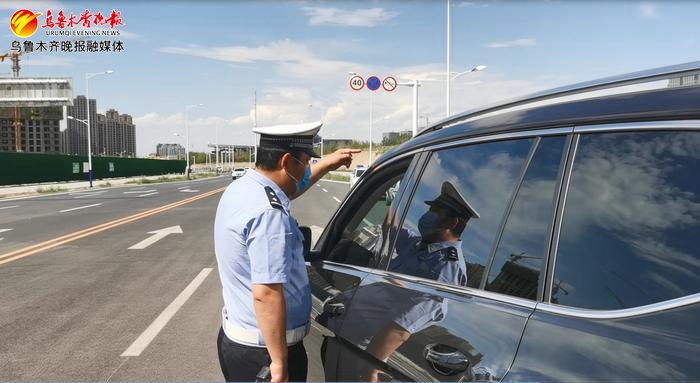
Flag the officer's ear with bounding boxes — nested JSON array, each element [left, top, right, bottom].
[[279, 152, 294, 170]]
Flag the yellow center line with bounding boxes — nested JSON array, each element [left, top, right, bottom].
[[0, 187, 226, 266]]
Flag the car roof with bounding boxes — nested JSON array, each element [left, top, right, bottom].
[[376, 83, 700, 167]]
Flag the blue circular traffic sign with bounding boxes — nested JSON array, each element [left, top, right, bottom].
[[367, 76, 381, 91]]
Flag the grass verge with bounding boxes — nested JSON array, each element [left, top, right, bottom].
[[323, 173, 350, 182], [36, 186, 68, 194]]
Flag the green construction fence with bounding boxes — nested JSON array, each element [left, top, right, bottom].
[[0, 152, 186, 186]]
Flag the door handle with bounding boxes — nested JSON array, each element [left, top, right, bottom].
[[423, 343, 469, 376], [322, 298, 346, 316]]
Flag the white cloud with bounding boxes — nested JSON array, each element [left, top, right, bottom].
[[485, 38, 537, 49], [159, 39, 360, 80], [639, 2, 659, 18], [302, 7, 397, 27]]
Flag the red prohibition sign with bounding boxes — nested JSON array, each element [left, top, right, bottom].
[[349, 75, 365, 91], [382, 76, 397, 92]]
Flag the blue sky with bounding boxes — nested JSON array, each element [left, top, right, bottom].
[[2, 1, 699, 156]]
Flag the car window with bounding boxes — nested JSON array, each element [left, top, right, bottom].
[[389, 139, 534, 288], [553, 131, 700, 310], [326, 172, 406, 268], [355, 169, 365, 177], [485, 136, 567, 299]]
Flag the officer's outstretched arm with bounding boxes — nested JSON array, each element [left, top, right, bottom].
[[290, 148, 361, 200], [253, 283, 289, 382]]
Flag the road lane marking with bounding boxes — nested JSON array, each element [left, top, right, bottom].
[[121, 268, 213, 357], [70, 190, 107, 196], [322, 188, 328, 193], [137, 192, 159, 197], [177, 186, 189, 190], [0, 187, 225, 266], [59, 203, 102, 213], [129, 226, 183, 250], [74, 191, 108, 199], [333, 197, 342, 203], [0, 229, 13, 234], [0, 205, 19, 210], [179, 189, 199, 193], [129, 187, 147, 191], [124, 189, 157, 194]]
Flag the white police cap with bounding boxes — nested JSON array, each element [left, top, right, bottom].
[[253, 121, 322, 158]]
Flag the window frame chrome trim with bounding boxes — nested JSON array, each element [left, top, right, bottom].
[[574, 119, 700, 133], [536, 292, 700, 319], [424, 127, 574, 153]]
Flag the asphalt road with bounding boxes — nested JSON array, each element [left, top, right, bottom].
[[0, 175, 351, 381]]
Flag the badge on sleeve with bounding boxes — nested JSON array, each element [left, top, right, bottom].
[[264, 186, 284, 210]]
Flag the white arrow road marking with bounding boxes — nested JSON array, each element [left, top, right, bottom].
[[333, 197, 342, 203], [59, 203, 102, 213], [137, 192, 159, 197], [121, 268, 212, 357], [0, 228, 13, 242], [179, 189, 199, 193], [128, 225, 183, 250], [124, 189, 157, 194], [0, 228, 13, 234], [0, 205, 19, 210]]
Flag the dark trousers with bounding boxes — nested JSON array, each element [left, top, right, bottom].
[[217, 327, 308, 382]]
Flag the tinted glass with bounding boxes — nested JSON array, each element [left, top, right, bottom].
[[486, 136, 567, 299], [553, 131, 700, 309], [391, 139, 534, 288], [327, 174, 404, 268]]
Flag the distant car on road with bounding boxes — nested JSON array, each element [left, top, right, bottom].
[[349, 166, 366, 188], [231, 168, 246, 180]]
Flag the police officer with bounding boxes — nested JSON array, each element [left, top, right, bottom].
[[352, 181, 479, 366], [214, 121, 359, 382]]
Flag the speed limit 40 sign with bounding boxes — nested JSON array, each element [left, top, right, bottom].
[[349, 75, 365, 91]]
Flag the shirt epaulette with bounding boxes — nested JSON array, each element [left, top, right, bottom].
[[444, 246, 459, 262], [264, 186, 284, 210]]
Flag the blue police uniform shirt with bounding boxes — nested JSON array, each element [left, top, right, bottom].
[[337, 228, 467, 348], [214, 170, 311, 346], [391, 228, 467, 286]]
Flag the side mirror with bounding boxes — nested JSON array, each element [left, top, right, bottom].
[[299, 226, 322, 262], [299, 226, 312, 255]]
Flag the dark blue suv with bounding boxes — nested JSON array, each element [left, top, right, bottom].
[[302, 62, 700, 382]]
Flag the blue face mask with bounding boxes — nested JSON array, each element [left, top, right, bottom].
[[286, 157, 312, 193], [417, 211, 439, 238]]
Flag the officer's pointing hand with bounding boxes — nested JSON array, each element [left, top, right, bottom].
[[321, 148, 363, 171]]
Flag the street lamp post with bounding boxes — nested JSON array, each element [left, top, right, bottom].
[[398, 79, 421, 137], [447, 65, 487, 118], [446, 0, 451, 118], [85, 70, 114, 187], [184, 103, 204, 179]]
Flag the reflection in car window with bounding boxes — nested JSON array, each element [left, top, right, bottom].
[[327, 174, 404, 268], [486, 136, 567, 299], [393, 139, 534, 288], [553, 132, 700, 310]]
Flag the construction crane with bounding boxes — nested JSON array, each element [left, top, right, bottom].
[[0, 49, 34, 151]]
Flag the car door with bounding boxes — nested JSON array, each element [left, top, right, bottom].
[[331, 133, 572, 381], [306, 153, 422, 381], [505, 128, 700, 382]]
